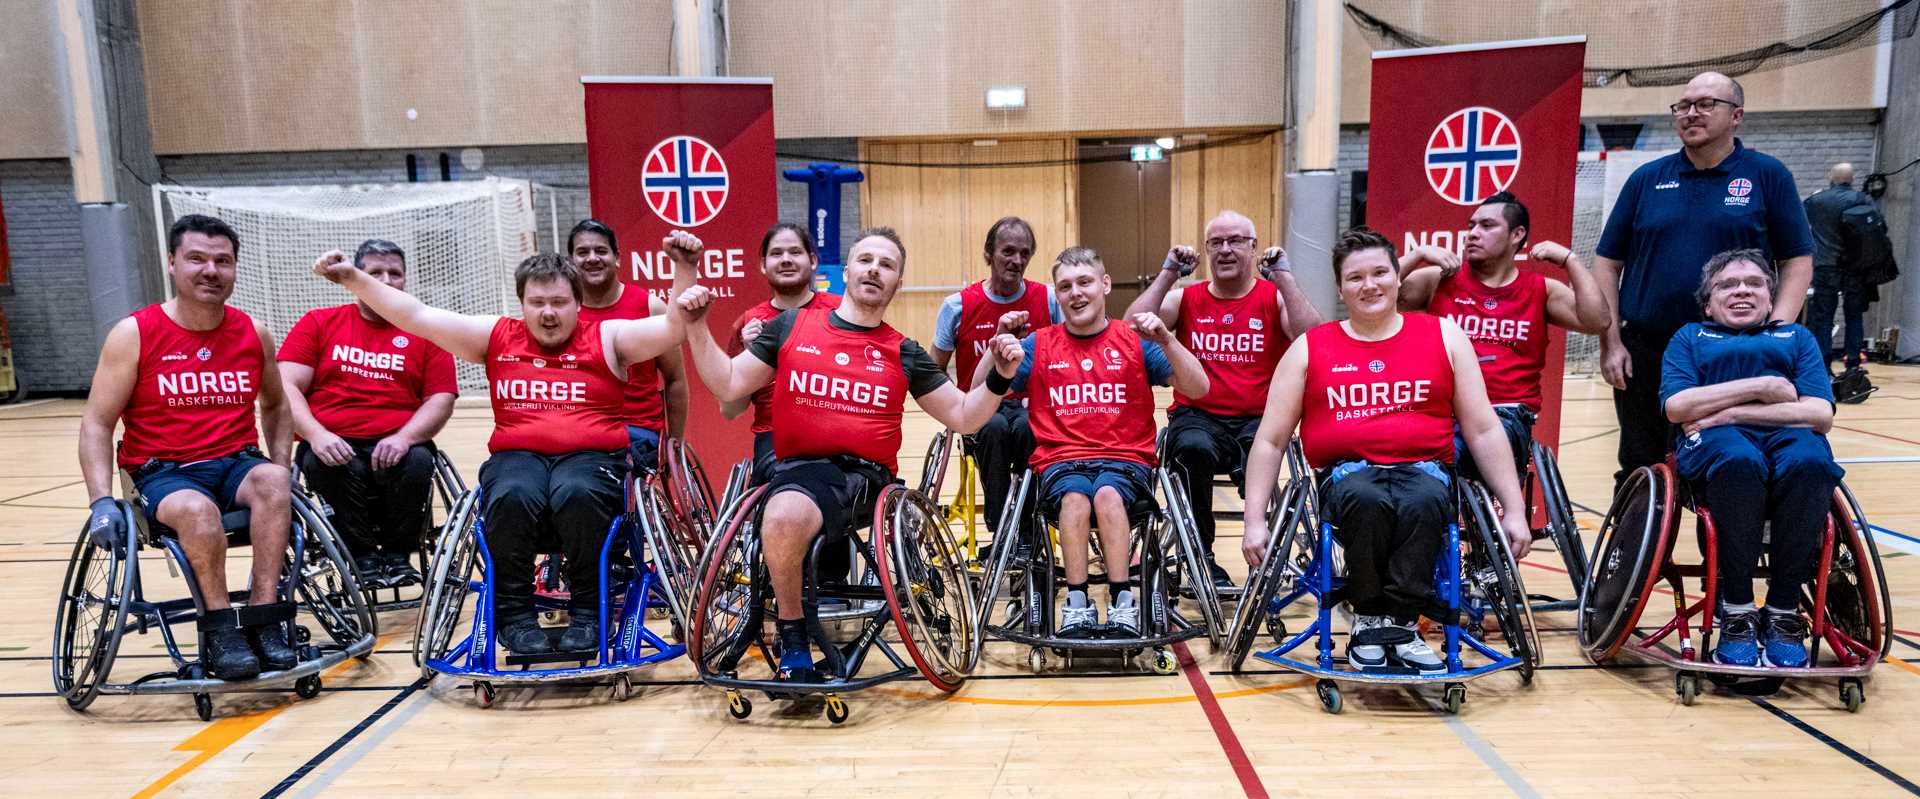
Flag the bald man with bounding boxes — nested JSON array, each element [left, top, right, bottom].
[[1592, 71, 1814, 490], [1804, 162, 1880, 375]]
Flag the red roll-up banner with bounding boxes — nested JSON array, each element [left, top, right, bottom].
[[583, 77, 777, 470], [1367, 37, 1586, 454]]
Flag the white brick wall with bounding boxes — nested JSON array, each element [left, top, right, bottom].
[[1, 159, 94, 393]]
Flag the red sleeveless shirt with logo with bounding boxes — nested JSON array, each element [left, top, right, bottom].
[[1025, 322, 1158, 473], [1299, 313, 1456, 469], [277, 304, 459, 439], [484, 317, 628, 455], [1171, 281, 1288, 416], [1425, 269, 1549, 410], [954, 280, 1052, 393], [770, 308, 910, 473], [117, 304, 264, 469], [576, 286, 666, 432], [728, 292, 841, 434]]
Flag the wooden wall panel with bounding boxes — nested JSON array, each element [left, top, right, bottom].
[[1170, 132, 1284, 278], [0, 1, 68, 160], [858, 138, 1076, 344]]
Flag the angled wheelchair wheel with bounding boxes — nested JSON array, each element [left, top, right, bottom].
[[1461, 481, 1540, 674], [690, 485, 768, 672], [292, 492, 376, 646], [637, 476, 701, 627], [1820, 486, 1890, 658], [1160, 469, 1224, 647], [876, 484, 980, 692], [1531, 442, 1588, 592], [1577, 465, 1676, 662], [1227, 480, 1306, 672], [414, 489, 481, 671], [51, 503, 137, 710], [919, 430, 953, 498], [718, 458, 751, 523], [666, 438, 720, 543]]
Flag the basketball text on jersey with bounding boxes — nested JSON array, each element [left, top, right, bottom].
[[155, 370, 253, 406], [1186, 329, 1266, 362], [329, 344, 406, 380], [1444, 314, 1532, 343], [1046, 381, 1129, 413]]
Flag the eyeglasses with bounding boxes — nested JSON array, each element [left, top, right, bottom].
[[1670, 97, 1741, 116], [1205, 235, 1254, 251], [1712, 276, 1770, 293]]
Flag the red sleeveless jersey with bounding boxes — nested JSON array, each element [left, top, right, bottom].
[[576, 286, 665, 432], [277, 304, 459, 439], [1426, 270, 1549, 410], [770, 308, 909, 474], [1171, 281, 1288, 416], [484, 318, 627, 455], [1025, 322, 1158, 473], [728, 292, 841, 434], [118, 304, 264, 469], [1299, 313, 1456, 469], [954, 280, 1052, 392]]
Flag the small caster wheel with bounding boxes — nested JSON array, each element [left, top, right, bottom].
[[824, 694, 851, 725], [293, 625, 312, 644], [1517, 660, 1535, 687], [1027, 648, 1047, 673], [1840, 679, 1865, 713], [474, 681, 496, 708], [194, 693, 214, 721], [1266, 614, 1287, 644], [1675, 673, 1699, 707], [648, 605, 670, 620], [612, 673, 634, 702], [1059, 650, 1074, 670], [1151, 649, 1179, 675], [726, 690, 752, 720], [1444, 683, 1466, 714], [1316, 680, 1343, 714], [295, 674, 322, 699]]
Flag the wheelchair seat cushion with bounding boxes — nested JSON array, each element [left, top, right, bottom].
[[763, 456, 895, 541]]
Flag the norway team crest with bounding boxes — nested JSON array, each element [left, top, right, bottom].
[[1424, 107, 1522, 206], [642, 135, 729, 227]]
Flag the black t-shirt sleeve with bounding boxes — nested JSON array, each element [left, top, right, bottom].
[[900, 338, 951, 398], [746, 309, 798, 367]]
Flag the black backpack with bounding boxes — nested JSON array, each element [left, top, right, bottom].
[[1841, 202, 1899, 288]]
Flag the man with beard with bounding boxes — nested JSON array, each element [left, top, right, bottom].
[[570, 219, 689, 472], [680, 227, 1023, 683], [80, 214, 300, 680], [1395, 191, 1609, 482], [930, 216, 1063, 539], [722, 221, 842, 480], [1127, 210, 1324, 587]]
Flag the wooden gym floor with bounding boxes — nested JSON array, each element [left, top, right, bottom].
[[4, 371, 1920, 797]]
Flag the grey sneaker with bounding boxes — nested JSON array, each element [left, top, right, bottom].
[[1060, 592, 1098, 637], [1108, 591, 1140, 636], [1347, 614, 1391, 670], [1386, 620, 1446, 675]]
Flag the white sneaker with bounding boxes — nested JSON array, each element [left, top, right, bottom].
[[1387, 621, 1446, 675], [1108, 591, 1140, 636], [1347, 614, 1390, 670], [1060, 592, 1098, 637]]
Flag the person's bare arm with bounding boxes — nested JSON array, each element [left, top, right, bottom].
[[1532, 242, 1610, 335], [1443, 321, 1530, 557], [79, 318, 140, 503], [1592, 254, 1631, 390], [254, 321, 294, 468], [931, 347, 953, 372], [1125, 246, 1195, 324], [679, 287, 775, 402], [1397, 266, 1446, 312], [1772, 255, 1813, 323], [1687, 396, 1834, 435], [1240, 337, 1309, 566], [1258, 247, 1325, 337], [658, 345, 690, 438], [1663, 376, 1797, 424], [1132, 312, 1208, 399], [313, 251, 494, 363], [277, 361, 353, 467], [918, 333, 1024, 433]]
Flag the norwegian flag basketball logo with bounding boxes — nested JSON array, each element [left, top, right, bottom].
[[1727, 178, 1753, 197], [1424, 107, 1522, 206], [643, 136, 729, 227]]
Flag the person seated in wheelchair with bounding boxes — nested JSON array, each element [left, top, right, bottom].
[[1240, 227, 1531, 675], [79, 214, 301, 681], [988, 247, 1208, 637], [279, 239, 457, 588], [1661, 248, 1843, 669], [680, 228, 1023, 683], [720, 222, 841, 482], [1394, 192, 1610, 486], [571, 218, 690, 473], [312, 233, 699, 656]]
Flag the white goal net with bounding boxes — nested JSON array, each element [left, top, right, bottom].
[[155, 178, 538, 391]]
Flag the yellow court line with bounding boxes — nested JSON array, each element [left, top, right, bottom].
[[1886, 656, 1920, 678], [872, 678, 1310, 708], [130, 634, 391, 799]]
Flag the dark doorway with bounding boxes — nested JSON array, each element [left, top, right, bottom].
[[1078, 140, 1172, 318]]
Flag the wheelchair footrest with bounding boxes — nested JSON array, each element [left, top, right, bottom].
[[503, 651, 597, 668]]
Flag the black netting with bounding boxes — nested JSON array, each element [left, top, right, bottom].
[[1346, 0, 1917, 88]]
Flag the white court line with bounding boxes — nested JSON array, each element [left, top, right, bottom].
[[1836, 456, 1920, 464], [0, 399, 55, 411]]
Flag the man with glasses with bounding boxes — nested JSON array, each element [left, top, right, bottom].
[[1127, 210, 1323, 587], [1592, 71, 1813, 491]]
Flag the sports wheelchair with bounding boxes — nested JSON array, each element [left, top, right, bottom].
[[1520, 433, 1586, 612], [973, 457, 1225, 674], [412, 463, 686, 707], [1226, 443, 1538, 714], [52, 471, 377, 720], [298, 448, 471, 613], [688, 456, 981, 725], [638, 437, 749, 629], [1577, 458, 1890, 710]]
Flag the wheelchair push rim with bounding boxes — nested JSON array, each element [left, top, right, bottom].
[[292, 493, 377, 648], [1578, 465, 1675, 662], [415, 489, 482, 671], [51, 503, 137, 710], [1460, 480, 1541, 672], [875, 484, 980, 692], [689, 485, 769, 674]]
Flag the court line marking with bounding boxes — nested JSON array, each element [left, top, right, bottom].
[[266, 679, 430, 799], [874, 678, 1306, 707], [1173, 640, 1270, 799], [1421, 691, 1543, 799], [1747, 696, 1920, 795], [1835, 456, 1920, 464], [1834, 424, 1920, 448]]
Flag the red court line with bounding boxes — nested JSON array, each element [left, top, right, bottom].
[[1834, 424, 1920, 448], [1172, 640, 1268, 799]]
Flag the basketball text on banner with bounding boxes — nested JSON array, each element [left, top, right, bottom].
[[583, 77, 776, 469], [1367, 38, 1586, 458]]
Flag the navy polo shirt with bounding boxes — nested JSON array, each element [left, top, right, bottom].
[[1597, 139, 1814, 334], [1660, 320, 1834, 409]]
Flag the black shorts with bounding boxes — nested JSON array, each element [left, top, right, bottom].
[[762, 456, 894, 541], [1453, 405, 1535, 483], [129, 447, 273, 531]]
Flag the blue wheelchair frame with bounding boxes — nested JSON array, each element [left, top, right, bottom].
[[419, 479, 685, 703]]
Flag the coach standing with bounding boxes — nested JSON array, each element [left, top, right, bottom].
[[1592, 71, 1813, 490]]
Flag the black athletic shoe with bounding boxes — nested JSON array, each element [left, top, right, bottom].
[[354, 554, 391, 589], [383, 553, 423, 587], [499, 615, 554, 655], [250, 622, 300, 672], [200, 609, 262, 681], [556, 613, 600, 653], [1207, 556, 1235, 589]]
